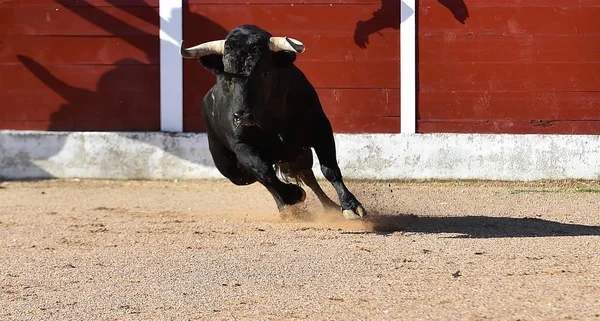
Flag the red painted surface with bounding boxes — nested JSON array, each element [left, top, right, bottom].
[[0, 0, 160, 131], [418, 0, 600, 134], [1, 36, 157, 65], [418, 120, 600, 135], [183, 1, 400, 133], [319, 88, 400, 132], [0, 0, 399, 133], [419, 91, 600, 120], [3, 0, 600, 135]]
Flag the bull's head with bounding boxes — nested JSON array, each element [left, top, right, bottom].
[[180, 25, 305, 129]]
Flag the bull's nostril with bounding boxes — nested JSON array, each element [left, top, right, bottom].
[[233, 112, 253, 122]]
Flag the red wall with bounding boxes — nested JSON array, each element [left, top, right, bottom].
[[0, 0, 161, 131], [418, 0, 600, 134], [183, 0, 400, 133], [0, 0, 400, 133], [3, 1, 599, 135]]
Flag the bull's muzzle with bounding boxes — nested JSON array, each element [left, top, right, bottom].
[[233, 112, 257, 128]]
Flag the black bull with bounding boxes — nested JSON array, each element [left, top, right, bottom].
[[180, 25, 366, 220]]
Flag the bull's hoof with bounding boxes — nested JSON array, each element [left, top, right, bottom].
[[284, 184, 306, 206], [342, 205, 367, 220]]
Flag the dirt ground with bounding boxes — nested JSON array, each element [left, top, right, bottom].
[[0, 178, 599, 321]]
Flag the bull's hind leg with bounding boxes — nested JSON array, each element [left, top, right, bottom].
[[276, 148, 339, 212], [297, 170, 339, 212], [312, 119, 366, 220]]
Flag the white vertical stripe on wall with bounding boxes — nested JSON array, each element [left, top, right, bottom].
[[158, 1, 415, 133], [159, 0, 183, 132], [400, 0, 417, 134]]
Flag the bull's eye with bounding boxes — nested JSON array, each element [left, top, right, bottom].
[[261, 71, 270, 78]]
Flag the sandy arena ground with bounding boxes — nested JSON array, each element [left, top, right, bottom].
[[0, 178, 599, 320]]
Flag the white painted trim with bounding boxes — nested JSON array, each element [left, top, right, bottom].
[[159, 0, 183, 132], [400, 0, 416, 134], [2, 131, 599, 181]]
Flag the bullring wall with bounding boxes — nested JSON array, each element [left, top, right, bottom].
[[1, 0, 161, 131], [418, 0, 600, 134], [1, 1, 600, 181], [1, 0, 400, 133], [2, 1, 598, 134]]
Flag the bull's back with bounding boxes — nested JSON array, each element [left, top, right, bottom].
[[284, 65, 324, 113]]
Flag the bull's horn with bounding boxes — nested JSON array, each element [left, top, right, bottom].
[[269, 36, 305, 53], [180, 40, 225, 59]]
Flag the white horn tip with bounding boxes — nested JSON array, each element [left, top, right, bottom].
[[180, 40, 187, 57], [285, 36, 306, 53]]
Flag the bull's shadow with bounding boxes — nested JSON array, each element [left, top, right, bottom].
[[355, 213, 600, 238]]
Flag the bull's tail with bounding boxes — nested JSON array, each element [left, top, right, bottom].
[[274, 163, 303, 186]]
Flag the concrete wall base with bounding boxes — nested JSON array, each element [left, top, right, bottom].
[[1, 131, 599, 181]]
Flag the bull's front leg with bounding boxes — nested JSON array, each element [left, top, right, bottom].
[[235, 144, 306, 211]]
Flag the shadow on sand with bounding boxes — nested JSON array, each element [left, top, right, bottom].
[[338, 213, 600, 238]]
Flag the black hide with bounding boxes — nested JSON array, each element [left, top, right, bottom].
[[187, 24, 366, 219]]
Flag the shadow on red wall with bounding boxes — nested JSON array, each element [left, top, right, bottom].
[[353, 0, 468, 49], [354, 0, 400, 49], [436, 0, 469, 24], [12, 1, 227, 177], [181, 6, 229, 132], [17, 0, 227, 132], [17, 54, 158, 131]]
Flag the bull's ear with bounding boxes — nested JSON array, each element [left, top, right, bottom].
[[198, 54, 224, 74], [272, 51, 297, 69]]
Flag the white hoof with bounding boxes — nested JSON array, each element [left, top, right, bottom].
[[342, 205, 367, 220]]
